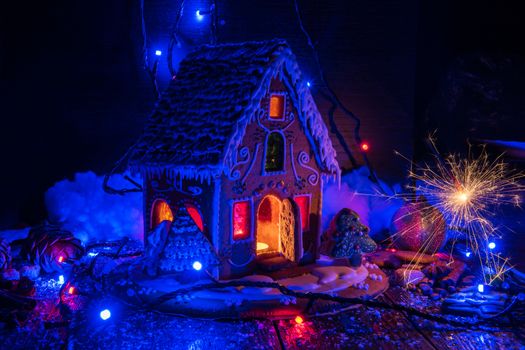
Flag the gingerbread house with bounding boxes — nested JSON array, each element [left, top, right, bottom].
[[128, 39, 340, 279]]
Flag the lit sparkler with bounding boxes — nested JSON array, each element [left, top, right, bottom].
[[392, 136, 524, 285]]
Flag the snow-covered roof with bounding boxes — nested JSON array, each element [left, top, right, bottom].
[[129, 39, 339, 181]]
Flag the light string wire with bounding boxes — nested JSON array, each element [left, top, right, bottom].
[[140, 0, 160, 98], [167, 0, 185, 78]]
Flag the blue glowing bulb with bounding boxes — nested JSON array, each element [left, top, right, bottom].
[[306, 81, 311, 87], [465, 251, 471, 257], [155, 50, 162, 56], [196, 10, 204, 21], [488, 242, 496, 249], [192, 261, 202, 271], [100, 309, 111, 320], [477, 284, 484, 293], [58, 275, 65, 285]]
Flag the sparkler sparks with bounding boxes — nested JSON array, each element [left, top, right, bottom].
[[392, 136, 524, 285]]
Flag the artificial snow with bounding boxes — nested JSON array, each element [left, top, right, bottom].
[[322, 166, 403, 239], [41, 166, 399, 246], [45, 171, 143, 243]]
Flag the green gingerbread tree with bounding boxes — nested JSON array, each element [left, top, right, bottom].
[[320, 208, 377, 267]]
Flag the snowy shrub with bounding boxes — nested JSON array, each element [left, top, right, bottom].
[[45, 172, 143, 243], [322, 167, 403, 239]]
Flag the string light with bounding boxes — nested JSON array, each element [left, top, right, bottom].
[[478, 284, 485, 293], [360, 142, 370, 152], [306, 81, 311, 87], [294, 315, 304, 324], [195, 10, 204, 21], [465, 251, 471, 257], [68, 286, 76, 295], [488, 242, 496, 250], [58, 256, 65, 263], [155, 50, 162, 56], [192, 261, 202, 271], [58, 275, 65, 285], [100, 309, 111, 320]]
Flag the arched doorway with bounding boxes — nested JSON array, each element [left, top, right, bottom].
[[256, 195, 299, 262]]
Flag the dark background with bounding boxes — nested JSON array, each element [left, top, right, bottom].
[[1, 0, 525, 228]]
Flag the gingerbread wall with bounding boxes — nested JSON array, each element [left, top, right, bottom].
[[217, 78, 328, 278]]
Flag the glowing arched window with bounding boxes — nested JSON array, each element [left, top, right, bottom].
[[265, 132, 284, 172], [185, 203, 204, 232], [233, 201, 251, 240], [151, 199, 174, 229]]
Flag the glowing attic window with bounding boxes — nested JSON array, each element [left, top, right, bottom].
[[185, 203, 204, 232], [295, 195, 310, 231], [233, 201, 251, 240], [269, 94, 285, 120], [151, 199, 174, 229]]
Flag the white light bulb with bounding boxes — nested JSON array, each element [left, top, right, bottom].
[[196, 10, 204, 21], [192, 261, 202, 271], [100, 309, 111, 320]]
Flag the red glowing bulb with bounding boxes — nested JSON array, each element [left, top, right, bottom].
[[294, 316, 304, 324], [360, 142, 369, 152], [58, 256, 65, 263]]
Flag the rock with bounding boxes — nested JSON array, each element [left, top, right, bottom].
[[430, 292, 441, 301], [1, 268, 19, 281], [422, 261, 451, 279], [419, 283, 433, 295], [437, 260, 466, 288], [394, 268, 425, 286], [20, 265, 40, 280], [434, 288, 448, 297]]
